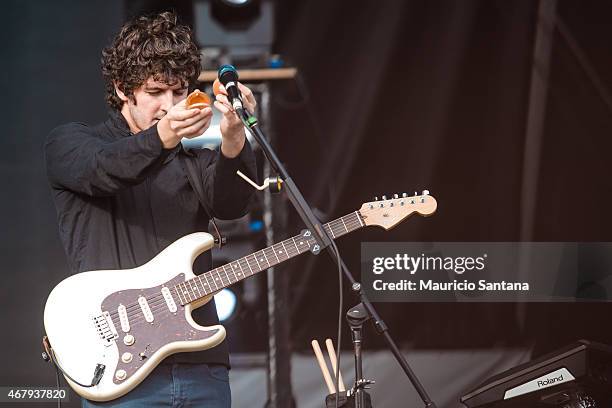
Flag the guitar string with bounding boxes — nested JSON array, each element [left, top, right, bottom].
[[105, 215, 363, 327], [121, 222, 346, 328], [123, 214, 365, 327], [108, 214, 364, 327], [115, 217, 365, 329], [105, 230, 316, 321], [105, 231, 314, 319], [120, 232, 319, 328], [106, 214, 361, 320], [106, 215, 363, 329]]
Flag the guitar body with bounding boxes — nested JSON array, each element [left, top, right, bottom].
[[43, 232, 226, 402]]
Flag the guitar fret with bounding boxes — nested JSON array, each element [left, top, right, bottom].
[[271, 244, 281, 262], [341, 216, 349, 233], [180, 282, 191, 303], [217, 266, 229, 288], [298, 236, 310, 250], [231, 263, 239, 281], [202, 273, 213, 291], [326, 221, 338, 237], [355, 211, 364, 227], [261, 250, 271, 269], [175, 286, 185, 305], [224, 264, 236, 285], [329, 225, 336, 238], [292, 237, 300, 254], [351, 213, 360, 229], [209, 271, 219, 290], [280, 241, 289, 258], [246, 256, 256, 274], [233, 260, 245, 278], [222, 264, 232, 285], [194, 276, 204, 295], [176, 282, 185, 303], [252, 253, 262, 271], [326, 223, 336, 238], [215, 268, 225, 288], [184, 283, 193, 303], [264, 248, 276, 267], [193, 277, 204, 296], [239, 258, 253, 276], [198, 276, 208, 294], [192, 280, 202, 298], [171, 287, 182, 306]]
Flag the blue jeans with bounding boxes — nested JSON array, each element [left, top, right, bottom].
[[82, 363, 231, 408]]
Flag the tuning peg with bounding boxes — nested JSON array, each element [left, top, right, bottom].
[[422, 190, 429, 196], [374, 196, 378, 201], [382, 195, 387, 200], [393, 194, 399, 199], [414, 191, 418, 196], [402, 193, 407, 198]]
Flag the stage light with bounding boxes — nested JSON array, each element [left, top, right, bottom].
[[214, 288, 238, 321], [194, 0, 274, 66], [221, 0, 251, 6]]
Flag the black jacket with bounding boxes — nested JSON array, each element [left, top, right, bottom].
[[45, 111, 256, 366]]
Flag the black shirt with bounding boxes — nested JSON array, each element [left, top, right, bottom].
[[44, 111, 256, 366]]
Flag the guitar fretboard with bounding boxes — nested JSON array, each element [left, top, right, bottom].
[[173, 211, 364, 305]]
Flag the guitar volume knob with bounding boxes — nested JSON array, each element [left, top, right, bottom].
[[122, 352, 133, 363], [115, 369, 127, 381], [123, 334, 135, 346]]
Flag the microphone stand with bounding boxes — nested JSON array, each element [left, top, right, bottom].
[[237, 107, 437, 408], [347, 303, 374, 408]]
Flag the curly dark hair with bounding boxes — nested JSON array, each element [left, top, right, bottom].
[[101, 11, 201, 111]]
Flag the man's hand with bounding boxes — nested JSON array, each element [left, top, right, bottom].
[[157, 99, 213, 149], [214, 82, 257, 158]]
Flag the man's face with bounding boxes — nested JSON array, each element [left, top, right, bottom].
[[117, 77, 188, 133]]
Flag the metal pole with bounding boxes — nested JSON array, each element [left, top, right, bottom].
[[262, 83, 294, 408]]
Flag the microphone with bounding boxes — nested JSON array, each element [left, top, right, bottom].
[[217, 64, 244, 112]]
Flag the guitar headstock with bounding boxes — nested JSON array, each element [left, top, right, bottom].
[[359, 190, 437, 230]]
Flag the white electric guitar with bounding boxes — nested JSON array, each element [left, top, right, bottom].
[[43, 192, 437, 401]]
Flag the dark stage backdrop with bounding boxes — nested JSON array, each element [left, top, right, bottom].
[[2, 0, 612, 404], [270, 0, 612, 354]]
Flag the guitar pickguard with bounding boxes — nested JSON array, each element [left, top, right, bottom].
[[100, 274, 220, 384]]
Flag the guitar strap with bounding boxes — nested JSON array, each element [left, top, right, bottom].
[[179, 151, 226, 248]]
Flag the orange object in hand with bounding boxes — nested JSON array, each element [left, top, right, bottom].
[[186, 90, 211, 110], [212, 78, 223, 97]]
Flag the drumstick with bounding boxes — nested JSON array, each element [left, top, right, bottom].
[[311, 340, 336, 394], [325, 338, 346, 392]]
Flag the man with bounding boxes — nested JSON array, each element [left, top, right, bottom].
[[45, 11, 256, 407]]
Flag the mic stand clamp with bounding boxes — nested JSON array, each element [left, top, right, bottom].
[[237, 107, 332, 252]]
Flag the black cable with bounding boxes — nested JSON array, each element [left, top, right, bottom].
[[329, 238, 343, 408], [55, 363, 61, 408], [48, 348, 103, 388]]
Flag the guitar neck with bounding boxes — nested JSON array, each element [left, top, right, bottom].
[[173, 211, 365, 305]]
